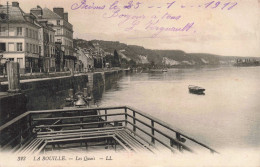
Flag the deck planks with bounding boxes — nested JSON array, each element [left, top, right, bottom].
[[15, 127, 155, 154]]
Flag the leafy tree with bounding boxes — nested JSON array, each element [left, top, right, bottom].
[[114, 50, 120, 67]]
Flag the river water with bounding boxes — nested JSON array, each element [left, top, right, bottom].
[[95, 66, 260, 151]]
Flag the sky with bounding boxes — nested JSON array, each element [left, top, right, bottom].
[[1, 0, 260, 57]]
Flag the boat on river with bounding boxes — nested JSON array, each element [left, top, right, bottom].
[[188, 85, 205, 94]]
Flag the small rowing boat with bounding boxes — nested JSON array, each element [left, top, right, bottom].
[[188, 85, 205, 94]]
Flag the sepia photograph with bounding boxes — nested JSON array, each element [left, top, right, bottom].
[[0, 0, 259, 166]]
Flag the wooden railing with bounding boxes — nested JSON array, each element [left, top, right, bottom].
[[0, 106, 218, 154]]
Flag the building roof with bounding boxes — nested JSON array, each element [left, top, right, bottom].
[[0, 5, 40, 28], [42, 7, 62, 19], [36, 21, 55, 32], [0, 5, 26, 23], [77, 47, 92, 59]]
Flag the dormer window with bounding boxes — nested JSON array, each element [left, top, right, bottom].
[[57, 20, 60, 25], [0, 13, 7, 20], [0, 27, 6, 36]]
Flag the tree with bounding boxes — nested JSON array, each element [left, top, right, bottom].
[[114, 50, 120, 67]]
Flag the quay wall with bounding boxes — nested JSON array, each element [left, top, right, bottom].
[[0, 93, 27, 125], [90, 70, 125, 101], [0, 69, 129, 125]]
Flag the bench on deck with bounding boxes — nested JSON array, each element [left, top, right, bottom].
[[15, 126, 157, 154]]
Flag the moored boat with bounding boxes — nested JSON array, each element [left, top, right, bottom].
[[188, 85, 205, 94]]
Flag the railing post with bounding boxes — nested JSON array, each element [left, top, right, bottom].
[[28, 114, 32, 132], [133, 110, 136, 132], [19, 123, 23, 146], [104, 109, 107, 125], [151, 120, 155, 144], [124, 107, 127, 127], [176, 133, 182, 152], [105, 109, 107, 121], [60, 112, 63, 124], [79, 110, 83, 129]]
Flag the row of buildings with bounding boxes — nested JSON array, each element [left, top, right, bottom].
[[0, 2, 104, 74]]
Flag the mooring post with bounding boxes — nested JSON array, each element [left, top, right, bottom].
[[70, 68, 74, 76], [7, 61, 20, 93], [83, 88, 88, 97], [69, 89, 74, 98]]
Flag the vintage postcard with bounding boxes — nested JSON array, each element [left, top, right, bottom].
[[0, 0, 259, 166]]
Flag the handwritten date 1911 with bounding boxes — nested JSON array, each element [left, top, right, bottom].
[[166, 1, 238, 10], [71, 0, 238, 11]]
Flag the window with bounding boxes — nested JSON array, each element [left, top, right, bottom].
[[26, 43, 29, 52], [36, 45, 38, 53], [29, 29, 32, 38], [0, 27, 6, 36], [0, 43, 6, 51], [51, 59, 55, 67], [0, 13, 7, 20], [57, 20, 60, 25], [17, 27, 22, 36], [39, 46, 41, 54], [30, 44, 32, 52], [57, 29, 61, 35], [17, 43, 23, 51], [17, 58, 23, 68], [57, 38, 61, 43], [25, 58, 30, 68], [8, 58, 14, 61], [26, 28, 28, 37]]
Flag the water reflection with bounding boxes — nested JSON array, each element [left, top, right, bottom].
[[92, 74, 123, 105]]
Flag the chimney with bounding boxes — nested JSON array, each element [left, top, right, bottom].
[[53, 8, 64, 18], [63, 12, 68, 22], [30, 6, 43, 17], [12, 2, 19, 7]]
